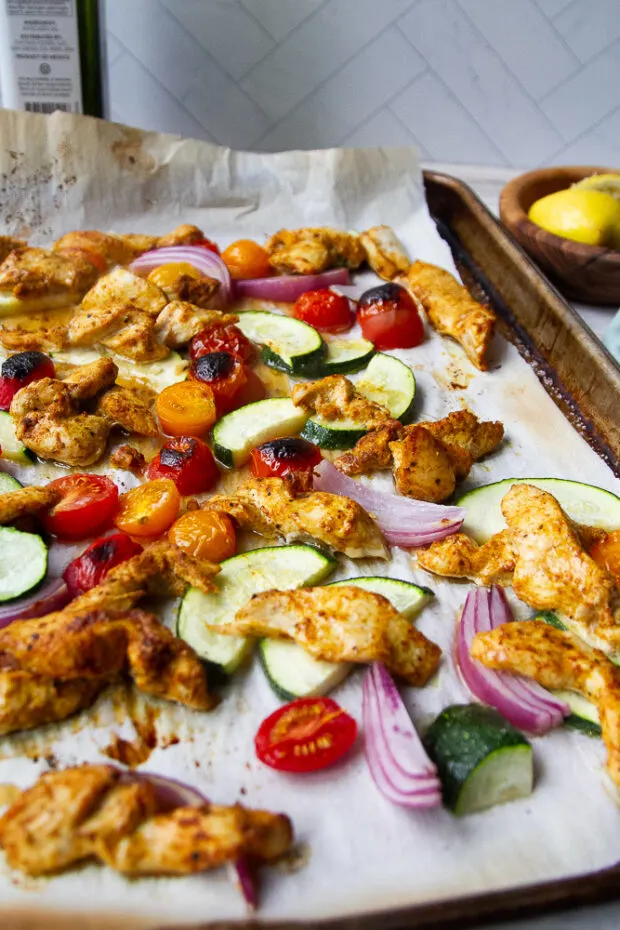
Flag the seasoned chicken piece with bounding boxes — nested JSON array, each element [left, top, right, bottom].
[[0, 607, 213, 718], [155, 224, 207, 249], [72, 539, 219, 614], [217, 586, 440, 686], [0, 764, 292, 878], [110, 443, 146, 475], [408, 260, 496, 371], [418, 484, 620, 647], [154, 302, 237, 348], [359, 226, 410, 280], [471, 620, 620, 790], [152, 273, 221, 308], [95, 386, 158, 437], [67, 267, 169, 362], [0, 235, 27, 263], [0, 485, 61, 525], [0, 670, 105, 737], [0, 247, 98, 313], [292, 375, 391, 430], [206, 476, 388, 559], [336, 410, 504, 502], [0, 322, 68, 351], [266, 227, 366, 275], [10, 358, 118, 466], [53, 225, 207, 269]]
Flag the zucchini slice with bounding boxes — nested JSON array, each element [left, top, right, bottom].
[[261, 576, 434, 701], [301, 352, 416, 449], [458, 478, 620, 544], [212, 397, 308, 468], [552, 689, 601, 737], [424, 704, 533, 816], [176, 544, 336, 675], [307, 338, 375, 377], [0, 527, 47, 602], [236, 310, 325, 375], [0, 472, 22, 493], [0, 412, 32, 465]]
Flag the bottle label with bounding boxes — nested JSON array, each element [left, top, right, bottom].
[[0, 0, 82, 113]]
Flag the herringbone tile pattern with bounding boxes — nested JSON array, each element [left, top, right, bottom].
[[104, 0, 620, 167]]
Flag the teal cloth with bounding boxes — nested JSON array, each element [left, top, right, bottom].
[[603, 310, 620, 361]]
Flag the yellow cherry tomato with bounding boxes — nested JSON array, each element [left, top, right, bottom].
[[590, 529, 620, 583], [169, 510, 236, 562], [155, 381, 217, 437], [115, 479, 181, 537], [147, 262, 202, 289], [221, 239, 271, 279]]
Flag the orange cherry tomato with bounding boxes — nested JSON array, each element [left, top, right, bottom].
[[147, 262, 202, 289], [115, 479, 181, 538], [169, 510, 236, 562], [155, 381, 217, 437], [590, 530, 620, 582], [255, 697, 357, 773], [221, 239, 271, 280]]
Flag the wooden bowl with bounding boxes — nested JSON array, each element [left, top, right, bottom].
[[499, 165, 620, 305]]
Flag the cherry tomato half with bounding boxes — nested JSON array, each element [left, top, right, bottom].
[[190, 322, 255, 364], [63, 532, 143, 599], [357, 283, 424, 350], [146, 436, 219, 495], [189, 351, 247, 416], [43, 474, 119, 540], [590, 530, 620, 583], [0, 351, 56, 411], [255, 697, 357, 773], [115, 478, 181, 538], [293, 289, 353, 334], [147, 262, 202, 290], [249, 437, 321, 479], [155, 381, 217, 437], [169, 510, 236, 562], [221, 239, 271, 280]]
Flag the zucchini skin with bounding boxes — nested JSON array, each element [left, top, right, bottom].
[[258, 641, 297, 702], [564, 714, 602, 738], [262, 343, 326, 376], [212, 440, 234, 469], [301, 419, 367, 449], [424, 704, 531, 813]]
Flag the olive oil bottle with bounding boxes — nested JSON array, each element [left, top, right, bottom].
[[0, 0, 104, 117]]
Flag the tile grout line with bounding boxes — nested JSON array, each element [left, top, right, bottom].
[[334, 69, 429, 149]]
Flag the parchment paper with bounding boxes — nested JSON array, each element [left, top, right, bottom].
[[0, 109, 619, 928]]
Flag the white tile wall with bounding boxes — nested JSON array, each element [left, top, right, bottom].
[[102, 0, 620, 167]]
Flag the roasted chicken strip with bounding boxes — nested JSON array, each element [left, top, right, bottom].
[[53, 224, 208, 269], [336, 410, 504, 502], [95, 385, 158, 437], [154, 302, 237, 347], [0, 764, 292, 878], [292, 375, 391, 431], [359, 226, 410, 281], [0, 246, 98, 314], [407, 260, 496, 371], [0, 670, 105, 737], [216, 586, 440, 686], [205, 475, 388, 559], [418, 484, 620, 648], [0, 485, 61, 525], [471, 620, 620, 790], [266, 227, 366, 275]]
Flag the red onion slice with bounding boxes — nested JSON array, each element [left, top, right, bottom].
[[228, 857, 259, 911], [0, 577, 72, 630], [314, 460, 464, 547], [234, 267, 350, 302], [130, 246, 232, 302], [457, 586, 570, 734], [362, 664, 442, 808]]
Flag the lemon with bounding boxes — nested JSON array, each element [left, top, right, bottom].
[[574, 173, 620, 202], [528, 188, 620, 247]]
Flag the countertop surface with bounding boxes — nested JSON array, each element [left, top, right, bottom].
[[422, 163, 619, 930]]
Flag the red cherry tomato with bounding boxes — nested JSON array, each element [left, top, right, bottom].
[[255, 697, 357, 773], [0, 351, 56, 411], [43, 474, 119, 540], [189, 322, 255, 364], [293, 289, 353, 333], [63, 532, 143, 599], [146, 436, 219, 495], [193, 236, 220, 254], [189, 351, 247, 416], [357, 283, 423, 350], [233, 369, 266, 408], [249, 437, 321, 479]]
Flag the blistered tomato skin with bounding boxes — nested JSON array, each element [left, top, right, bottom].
[[293, 289, 353, 333], [63, 532, 143, 598], [189, 351, 247, 415], [358, 283, 424, 350], [146, 436, 219, 495], [169, 510, 236, 562], [249, 438, 322, 479], [190, 323, 255, 364], [0, 351, 56, 411]]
